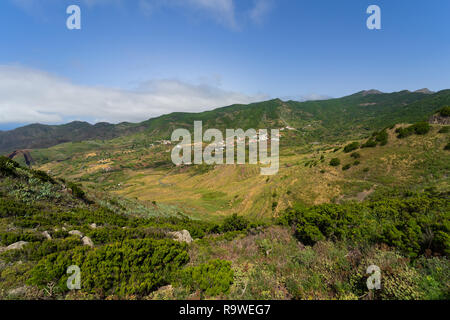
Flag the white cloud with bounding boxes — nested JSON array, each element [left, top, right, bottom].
[[0, 65, 268, 124]]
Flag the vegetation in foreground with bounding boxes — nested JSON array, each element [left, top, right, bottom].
[[0, 156, 448, 300]]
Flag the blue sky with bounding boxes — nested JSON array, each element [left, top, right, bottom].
[[0, 0, 449, 128]]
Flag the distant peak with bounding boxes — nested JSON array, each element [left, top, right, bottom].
[[361, 89, 383, 96], [414, 88, 434, 94]]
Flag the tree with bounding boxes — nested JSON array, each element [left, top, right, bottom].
[[329, 158, 341, 167]]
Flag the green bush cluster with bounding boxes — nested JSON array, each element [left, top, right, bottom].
[[438, 126, 449, 133], [439, 106, 450, 117], [180, 259, 234, 297], [29, 239, 189, 297], [362, 129, 388, 148], [396, 122, 431, 138], [329, 158, 341, 167], [279, 192, 449, 257], [342, 164, 351, 171], [445, 142, 450, 151], [31, 170, 55, 184], [0, 232, 44, 246], [86, 226, 166, 244], [67, 182, 86, 200], [343, 142, 360, 153], [0, 156, 20, 177], [220, 213, 249, 232], [0, 198, 40, 218], [2, 237, 82, 262]]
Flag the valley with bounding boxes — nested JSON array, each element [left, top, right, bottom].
[[1, 91, 449, 300]]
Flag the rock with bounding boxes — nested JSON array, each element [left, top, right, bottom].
[[89, 223, 97, 229], [429, 114, 450, 125], [150, 285, 174, 300], [168, 230, 193, 244], [42, 231, 52, 240], [82, 236, 94, 247], [5, 241, 28, 251], [69, 230, 84, 238]]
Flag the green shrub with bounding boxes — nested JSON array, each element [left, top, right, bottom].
[[342, 164, 351, 171], [279, 193, 449, 257], [0, 156, 19, 177], [396, 122, 431, 138], [344, 142, 360, 153], [0, 198, 40, 218], [29, 239, 189, 296], [329, 158, 341, 167], [361, 139, 377, 148], [31, 170, 55, 184], [375, 129, 388, 146], [445, 142, 450, 151], [67, 182, 86, 200], [438, 126, 449, 133], [0, 232, 44, 246], [2, 237, 82, 262], [353, 160, 361, 166], [180, 259, 234, 297], [350, 152, 361, 159]]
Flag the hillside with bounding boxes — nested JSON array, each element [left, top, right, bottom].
[[31, 120, 450, 220], [0, 92, 449, 301], [1, 155, 449, 300], [2, 89, 450, 153], [0, 121, 146, 154]]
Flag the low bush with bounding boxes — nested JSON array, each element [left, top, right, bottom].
[[180, 259, 234, 297], [279, 192, 449, 257], [439, 106, 450, 117], [221, 214, 249, 232], [329, 158, 341, 167], [344, 142, 360, 153], [28, 239, 189, 297], [445, 142, 450, 151]]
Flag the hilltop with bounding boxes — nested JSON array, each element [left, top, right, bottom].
[[2, 89, 450, 153]]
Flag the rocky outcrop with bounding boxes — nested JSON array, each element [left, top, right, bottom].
[[429, 114, 450, 125], [168, 230, 193, 244], [2, 241, 28, 252], [414, 88, 434, 94]]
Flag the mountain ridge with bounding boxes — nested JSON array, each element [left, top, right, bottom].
[[1, 89, 450, 153]]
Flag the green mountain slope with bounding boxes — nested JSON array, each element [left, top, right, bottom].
[[0, 121, 146, 153]]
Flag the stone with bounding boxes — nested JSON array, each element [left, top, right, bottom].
[[69, 230, 84, 238], [168, 230, 193, 244], [5, 241, 28, 251]]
